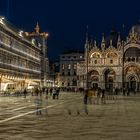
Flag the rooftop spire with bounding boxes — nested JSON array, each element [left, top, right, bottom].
[[85, 25, 89, 50], [132, 26, 135, 37], [94, 39, 97, 48], [101, 33, 105, 50], [101, 33, 105, 43], [117, 32, 121, 49], [110, 39, 113, 47], [35, 21, 40, 34], [90, 38, 93, 48], [85, 25, 89, 44], [117, 32, 121, 42]]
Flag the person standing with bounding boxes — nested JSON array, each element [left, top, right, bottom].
[[23, 88, 27, 98], [84, 89, 88, 104], [56, 88, 60, 99], [52, 88, 56, 99], [101, 89, 106, 104], [34, 95, 43, 115], [97, 88, 100, 104]]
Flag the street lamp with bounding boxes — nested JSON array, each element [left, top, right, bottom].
[[0, 17, 5, 25], [19, 30, 23, 37], [122, 40, 125, 95], [86, 46, 89, 89]]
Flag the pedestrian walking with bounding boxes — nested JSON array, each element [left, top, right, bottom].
[[52, 88, 56, 99], [123, 88, 126, 96], [101, 89, 106, 104], [50, 88, 52, 96], [23, 88, 27, 98], [35, 96, 43, 115], [97, 88, 100, 104], [45, 94, 48, 115], [84, 89, 88, 104], [56, 88, 60, 99], [45, 88, 48, 95]]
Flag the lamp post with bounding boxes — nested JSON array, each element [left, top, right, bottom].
[[85, 25, 89, 90], [86, 46, 89, 89], [122, 41, 125, 95]]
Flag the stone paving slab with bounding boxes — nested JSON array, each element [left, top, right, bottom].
[[0, 93, 140, 140]]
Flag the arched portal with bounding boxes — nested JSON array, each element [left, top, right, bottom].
[[124, 47, 140, 63], [104, 69, 116, 92], [127, 76, 136, 91], [125, 65, 140, 92], [88, 70, 99, 89]]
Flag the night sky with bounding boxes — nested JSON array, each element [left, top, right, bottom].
[[0, 0, 140, 60]]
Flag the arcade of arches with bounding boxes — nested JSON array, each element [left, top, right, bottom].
[[86, 66, 140, 92]]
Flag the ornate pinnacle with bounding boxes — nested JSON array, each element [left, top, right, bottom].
[[35, 22, 40, 34]]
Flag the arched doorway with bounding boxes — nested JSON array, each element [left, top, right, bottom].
[[128, 76, 136, 91], [125, 65, 140, 92], [91, 76, 99, 89], [104, 69, 115, 92], [88, 70, 99, 89]]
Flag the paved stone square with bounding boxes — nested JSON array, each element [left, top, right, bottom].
[[0, 92, 140, 140]]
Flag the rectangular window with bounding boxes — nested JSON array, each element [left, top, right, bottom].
[[68, 64, 71, 69], [74, 64, 77, 69], [62, 64, 65, 69]]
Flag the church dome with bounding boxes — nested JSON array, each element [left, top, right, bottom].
[[130, 23, 140, 35], [104, 30, 119, 48]]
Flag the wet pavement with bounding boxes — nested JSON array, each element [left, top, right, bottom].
[[0, 92, 140, 140]]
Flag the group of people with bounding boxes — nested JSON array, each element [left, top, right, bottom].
[[32, 87, 60, 99], [33, 87, 60, 115], [84, 88, 105, 105]]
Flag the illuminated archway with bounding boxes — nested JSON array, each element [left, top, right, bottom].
[[124, 65, 140, 91], [106, 52, 118, 58], [88, 70, 99, 89], [90, 52, 101, 58], [104, 69, 116, 92]]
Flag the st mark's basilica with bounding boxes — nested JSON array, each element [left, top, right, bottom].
[[77, 25, 140, 92]]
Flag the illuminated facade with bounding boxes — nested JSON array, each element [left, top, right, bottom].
[[0, 17, 47, 91], [25, 22, 49, 87], [77, 26, 140, 92]]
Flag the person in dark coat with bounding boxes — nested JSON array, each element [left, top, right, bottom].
[[23, 88, 27, 98], [84, 89, 88, 104]]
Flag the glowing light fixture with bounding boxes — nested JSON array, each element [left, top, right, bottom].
[[32, 38, 35, 45], [45, 33, 49, 37], [0, 17, 5, 25], [19, 30, 23, 37]]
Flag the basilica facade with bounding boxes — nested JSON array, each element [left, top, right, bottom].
[[77, 25, 140, 92]]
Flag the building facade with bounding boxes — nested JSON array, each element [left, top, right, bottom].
[[77, 26, 140, 92], [0, 17, 48, 91], [25, 22, 49, 87], [59, 51, 84, 88]]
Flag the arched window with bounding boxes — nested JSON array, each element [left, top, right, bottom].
[[106, 52, 117, 58], [74, 71, 76, 75], [90, 52, 101, 58], [94, 60, 97, 64], [110, 60, 113, 64], [68, 72, 70, 76], [68, 64, 71, 69], [74, 64, 77, 69], [62, 64, 65, 69]]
